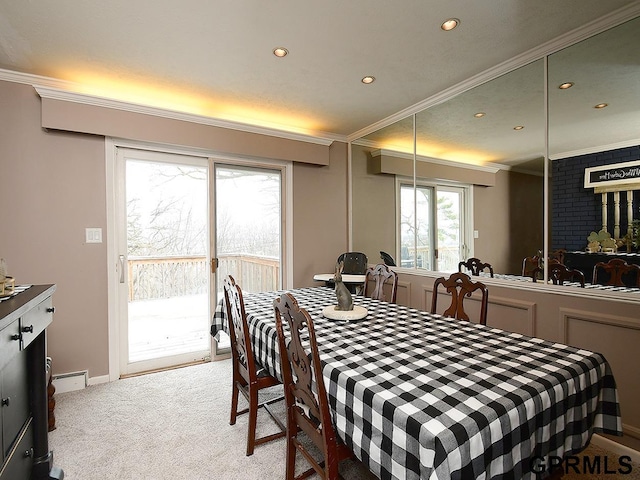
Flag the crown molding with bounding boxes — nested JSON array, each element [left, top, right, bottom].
[[0, 68, 344, 146], [0, 68, 69, 89], [33, 85, 342, 146], [549, 138, 640, 161], [347, 3, 640, 142], [371, 149, 502, 174]]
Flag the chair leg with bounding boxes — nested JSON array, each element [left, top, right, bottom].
[[325, 453, 340, 480], [246, 386, 259, 456], [229, 379, 240, 426], [285, 434, 297, 480]]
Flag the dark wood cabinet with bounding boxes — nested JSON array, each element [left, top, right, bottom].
[[0, 285, 63, 480]]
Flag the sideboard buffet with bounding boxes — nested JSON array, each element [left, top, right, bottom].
[[0, 284, 63, 479]]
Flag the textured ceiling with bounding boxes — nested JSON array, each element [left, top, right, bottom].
[[0, 0, 638, 142]]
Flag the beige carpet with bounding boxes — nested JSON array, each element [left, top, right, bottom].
[[49, 360, 638, 479]]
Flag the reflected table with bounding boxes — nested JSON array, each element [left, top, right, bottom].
[[211, 287, 622, 480]]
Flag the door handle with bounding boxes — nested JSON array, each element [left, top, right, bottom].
[[119, 255, 125, 283], [210, 258, 219, 274]]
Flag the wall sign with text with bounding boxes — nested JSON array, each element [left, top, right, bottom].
[[584, 159, 640, 189]]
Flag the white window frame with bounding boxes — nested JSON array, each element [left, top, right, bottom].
[[395, 176, 473, 272]]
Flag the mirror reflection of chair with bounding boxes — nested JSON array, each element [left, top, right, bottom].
[[458, 257, 494, 277], [522, 255, 541, 279], [592, 258, 640, 287], [549, 249, 567, 265], [548, 263, 585, 287], [430, 272, 488, 325], [223, 276, 286, 456], [273, 293, 354, 480], [364, 263, 399, 303], [530, 258, 563, 283]]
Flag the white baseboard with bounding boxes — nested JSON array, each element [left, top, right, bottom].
[[88, 374, 110, 386], [592, 434, 640, 464]]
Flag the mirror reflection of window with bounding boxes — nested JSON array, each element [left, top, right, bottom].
[[398, 181, 470, 272], [437, 187, 466, 273], [399, 183, 420, 268]]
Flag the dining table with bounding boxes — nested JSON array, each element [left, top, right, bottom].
[[210, 286, 622, 480]]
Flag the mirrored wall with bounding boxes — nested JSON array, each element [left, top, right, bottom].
[[351, 15, 640, 289]]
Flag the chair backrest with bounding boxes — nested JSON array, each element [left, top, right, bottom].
[[336, 252, 368, 275], [592, 258, 640, 287], [549, 262, 585, 287], [430, 272, 488, 325], [458, 257, 494, 277], [363, 263, 399, 303], [273, 293, 339, 466], [549, 249, 567, 265], [223, 275, 258, 382], [522, 255, 541, 279], [379, 251, 396, 267]]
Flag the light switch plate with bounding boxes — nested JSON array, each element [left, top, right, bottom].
[[85, 228, 103, 243]]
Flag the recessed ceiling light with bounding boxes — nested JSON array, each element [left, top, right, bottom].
[[558, 82, 574, 89], [594, 103, 608, 109], [361, 76, 375, 84], [473, 112, 485, 118], [273, 47, 288, 58], [441, 18, 460, 31], [513, 126, 524, 131]]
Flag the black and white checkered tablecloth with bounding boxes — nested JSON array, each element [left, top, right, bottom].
[[211, 287, 622, 480], [480, 272, 640, 293]]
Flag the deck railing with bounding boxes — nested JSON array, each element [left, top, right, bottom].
[[216, 254, 280, 294], [128, 254, 279, 301], [400, 246, 461, 272]]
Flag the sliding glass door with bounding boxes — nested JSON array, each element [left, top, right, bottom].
[[117, 148, 210, 376]]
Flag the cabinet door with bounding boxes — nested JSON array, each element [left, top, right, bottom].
[[0, 419, 32, 480], [1, 350, 29, 459], [0, 319, 23, 463]]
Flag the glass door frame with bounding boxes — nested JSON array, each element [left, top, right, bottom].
[[210, 158, 291, 358], [115, 147, 212, 376]]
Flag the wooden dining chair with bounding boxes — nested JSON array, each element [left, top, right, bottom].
[[363, 263, 399, 303], [592, 258, 640, 287], [273, 293, 354, 480], [223, 275, 286, 456], [458, 257, 494, 277], [430, 272, 488, 325], [548, 262, 585, 287]]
